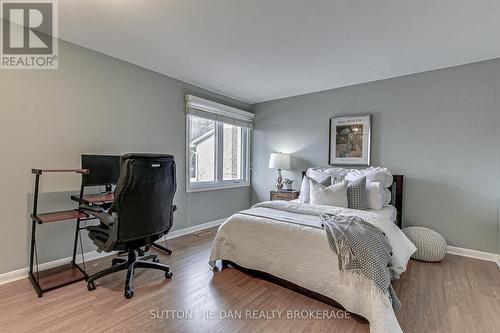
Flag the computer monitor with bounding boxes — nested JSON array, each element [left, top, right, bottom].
[[81, 154, 121, 191]]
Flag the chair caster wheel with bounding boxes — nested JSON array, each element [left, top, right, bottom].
[[153, 258, 160, 263], [87, 281, 96, 291], [124, 289, 134, 299], [165, 272, 172, 279]]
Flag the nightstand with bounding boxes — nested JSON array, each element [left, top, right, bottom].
[[270, 190, 300, 201]]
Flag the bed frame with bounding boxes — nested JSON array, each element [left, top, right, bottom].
[[301, 171, 404, 228], [388, 175, 404, 228]]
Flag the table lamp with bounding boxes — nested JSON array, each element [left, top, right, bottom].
[[268, 153, 290, 190]]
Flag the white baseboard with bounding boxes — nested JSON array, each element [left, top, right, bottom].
[[162, 217, 226, 241], [447, 245, 500, 268], [0, 217, 227, 286], [0, 250, 113, 286]]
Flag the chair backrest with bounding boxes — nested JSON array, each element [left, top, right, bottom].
[[111, 153, 176, 243]]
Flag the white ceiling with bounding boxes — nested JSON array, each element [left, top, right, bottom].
[[59, 0, 500, 103]]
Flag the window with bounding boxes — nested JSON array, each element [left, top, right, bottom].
[[222, 123, 242, 181], [186, 95, 253, 192], [189, 116, 216, 182]]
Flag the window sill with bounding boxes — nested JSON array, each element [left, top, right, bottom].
[[187, 182, 250, 193]]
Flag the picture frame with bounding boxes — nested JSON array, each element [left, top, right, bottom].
[[329, 115, 371, 166]]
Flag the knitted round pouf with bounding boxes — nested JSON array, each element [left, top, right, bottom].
[[403, 227, 447, 262]]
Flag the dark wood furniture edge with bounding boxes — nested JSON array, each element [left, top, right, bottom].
[[270, 190, 300, 201], [31, 209, 89, 224], [71, 192, 115, 205], [219, 260, 368, 324], [32, 168, 90, 175], [389, 175, 404, 228], [270, 190, 301, 192]]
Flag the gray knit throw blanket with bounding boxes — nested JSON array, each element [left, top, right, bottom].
[[320, 214, 401, 311]]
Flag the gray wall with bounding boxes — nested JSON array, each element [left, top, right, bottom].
[[0, 40, 251, 274], [251, 59, 500, 254]]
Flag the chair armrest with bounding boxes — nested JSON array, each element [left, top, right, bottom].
[[79, 205, 116, 226]]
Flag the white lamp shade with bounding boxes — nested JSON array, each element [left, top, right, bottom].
[[269, 153, 291, 169]]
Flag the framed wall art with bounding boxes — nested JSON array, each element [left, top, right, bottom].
[[329, 115, 371, 166]]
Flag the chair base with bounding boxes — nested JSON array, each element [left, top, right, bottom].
[[87, 249, 172, 299]]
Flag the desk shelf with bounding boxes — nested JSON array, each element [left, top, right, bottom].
[[71, 192, 114, 205], [30, 264, 86, 294], [31, 210, 88, 224], [29, 168, 90, 297], [32, 168, 89, 175]]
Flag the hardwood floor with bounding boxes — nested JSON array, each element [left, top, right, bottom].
[[0, 227, 498, 333]]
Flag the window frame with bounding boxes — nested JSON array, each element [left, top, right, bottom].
[[186, 114, 250, 193]]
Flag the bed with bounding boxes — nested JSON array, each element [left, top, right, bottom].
[[209, 173, 416, 333]]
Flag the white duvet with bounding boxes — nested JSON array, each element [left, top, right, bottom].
[[209, 201, 416, 333]]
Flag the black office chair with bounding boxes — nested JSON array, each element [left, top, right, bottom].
[[80, 153, 177, 299]]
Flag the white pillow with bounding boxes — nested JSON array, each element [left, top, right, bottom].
[[299, 174, 331, 203], [366, 181, 392, 210], [310, 180, 348, 208], [344, 167, 393, 187], [306, 167, 345, 183], [306, 167, 393, 187]]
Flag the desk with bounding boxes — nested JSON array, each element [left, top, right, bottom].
[[71, 192, 114, 205]]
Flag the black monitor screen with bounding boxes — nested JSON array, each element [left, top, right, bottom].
[[81, 154, 121, 186]]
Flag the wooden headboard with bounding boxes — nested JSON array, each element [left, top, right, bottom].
[[388, 175, 404, 228], [301, 172, 404, 228]]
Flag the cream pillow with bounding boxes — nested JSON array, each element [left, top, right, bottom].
[[309, 180, 348, 207], [299, 175, 331, 203]]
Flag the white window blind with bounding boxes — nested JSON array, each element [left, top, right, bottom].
[[185, 95, 254, 129]]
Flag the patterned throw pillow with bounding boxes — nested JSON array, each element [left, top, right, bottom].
[[347, 176, 368, 210]]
